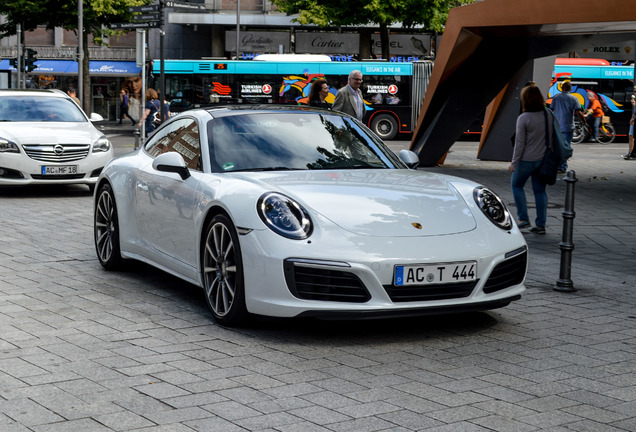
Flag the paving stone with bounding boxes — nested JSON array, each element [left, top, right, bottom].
[[1, 140, 635, 431]]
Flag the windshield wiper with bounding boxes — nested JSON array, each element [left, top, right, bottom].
[[229, 166, 307, 172]]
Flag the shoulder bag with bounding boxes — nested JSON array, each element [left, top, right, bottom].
[[151, 100, 162, 128], [538, 108, 569, 185]]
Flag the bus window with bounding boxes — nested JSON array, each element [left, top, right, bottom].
[[363, 76, 409, 106], [196, 76, 234, 105], [238, 75, 276, 104], [166, 76, 194, 110]]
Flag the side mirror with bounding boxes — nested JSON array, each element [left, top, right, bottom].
[[152, 152, 191, 180], [399, 149, 420, 169], [89, 113, 104, 122]]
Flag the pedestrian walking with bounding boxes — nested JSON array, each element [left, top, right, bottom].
[[66, 87, 81, 107], [118, 88, 136, 126], [138, 88, 160, 136], [550, 81, 585, 172], [308, 79, 332, 110], [332, 70, 364, 120], [622, 88, 636, 160], [508, 84, 550, 234]]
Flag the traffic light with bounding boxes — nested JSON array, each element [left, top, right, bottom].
[[25, 49, 38, 72], [9, 57, 18, 69]]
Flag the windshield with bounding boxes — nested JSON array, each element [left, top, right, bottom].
[[206, 113, 405, 172], [0, 96, 87, 122]]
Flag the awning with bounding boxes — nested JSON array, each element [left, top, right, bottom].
[[1, 59, 141, 76]]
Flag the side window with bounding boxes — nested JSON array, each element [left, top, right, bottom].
[[144, 117, 202, 171]]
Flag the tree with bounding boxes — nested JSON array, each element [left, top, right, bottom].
[[271, 0, 475, 60], [0, 0, 150, 112]]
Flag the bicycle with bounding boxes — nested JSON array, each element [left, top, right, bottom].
[[572, 116, 616, 144]]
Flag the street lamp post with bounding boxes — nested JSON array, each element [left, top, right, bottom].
[[236, 0, 240, 60], [78, 0, 83, 108]]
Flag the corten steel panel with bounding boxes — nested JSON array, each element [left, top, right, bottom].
[[410, 0, 636, 166]]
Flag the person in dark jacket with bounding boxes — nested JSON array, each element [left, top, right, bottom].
[[118, 88, 136, 125], [308, 79, 332, 110], [138, 88, 160, 136]]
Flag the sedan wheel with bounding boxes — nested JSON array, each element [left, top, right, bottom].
[[202, 214, 248, 326], [94, 183, 123, 269]]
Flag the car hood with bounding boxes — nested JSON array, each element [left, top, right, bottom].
[[0, 122, 101, 144], [245, 169, 477, 237]]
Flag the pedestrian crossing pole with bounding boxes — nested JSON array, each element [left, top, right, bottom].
[[554, 170, 577, 292]]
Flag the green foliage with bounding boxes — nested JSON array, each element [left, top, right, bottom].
[[0, 0, 153, 39], [272, 0, 474, 33], [271, 0, 473, 58]]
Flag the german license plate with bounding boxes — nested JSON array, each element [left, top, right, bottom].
[[42, 165, 78, 175], [394, 261, 477, 286]]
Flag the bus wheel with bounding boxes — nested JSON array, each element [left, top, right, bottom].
[[371, 114, 398, 141]]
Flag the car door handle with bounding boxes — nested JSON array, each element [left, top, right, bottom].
[[136, 182, 148, 193]]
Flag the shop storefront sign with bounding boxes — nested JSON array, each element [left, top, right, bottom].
[[577, 42, 635, 62], [295, 33, 359, 54], [225, 31, 290, 53], [370, 34, 432, 57]]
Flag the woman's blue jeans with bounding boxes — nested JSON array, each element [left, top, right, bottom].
[[511, 159, 548, 227], [559, 129, 573, 171]]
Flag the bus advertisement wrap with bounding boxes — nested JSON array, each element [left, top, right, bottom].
[[153, 59, 429, 140]]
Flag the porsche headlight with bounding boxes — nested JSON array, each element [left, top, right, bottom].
[[258, 192, 313, 239], [473, 186, 512, 230], [0, 138, 19, 153], [92, 136, 111, 153]]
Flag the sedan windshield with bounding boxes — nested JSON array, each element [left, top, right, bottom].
[[0, 96, 86, 122], [207, 113, 405, 172]]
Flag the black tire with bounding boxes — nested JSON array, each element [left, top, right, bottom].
[[370, 114, 399, 141], [202, 214, 249, 326], [94, 183, 124, 270], [598, 123, 616, 144], [571, 119, 586, 144]]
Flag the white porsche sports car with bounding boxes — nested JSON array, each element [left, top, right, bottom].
[[94, 106, 527, 326], [0, 89, 113, 191]]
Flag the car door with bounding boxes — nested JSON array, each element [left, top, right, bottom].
[[135, 117, 204, 277]]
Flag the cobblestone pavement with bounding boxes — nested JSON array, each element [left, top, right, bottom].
[[0, 131, 634, 431]]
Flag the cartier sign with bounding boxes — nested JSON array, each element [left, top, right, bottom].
[[296, 33, 360, 54]]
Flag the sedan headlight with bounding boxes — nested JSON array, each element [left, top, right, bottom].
[[92, 136, 111, 153], [257, 192, 313, 239], [0, 138, 19, 153], [473, 186, 512, 230]]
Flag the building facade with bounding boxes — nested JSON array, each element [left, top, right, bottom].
[[3, 1, 631, 119]]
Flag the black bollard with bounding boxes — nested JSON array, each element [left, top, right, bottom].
[[134, 129, 141, 150], [554, 170, 577, 292]]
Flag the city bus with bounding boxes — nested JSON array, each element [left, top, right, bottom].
[[152, 59, 433, 140], [549, 58, 635, 139]]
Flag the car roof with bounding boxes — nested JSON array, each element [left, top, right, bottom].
[[202, 104, 345, 119], [0, 89, 70, 98]]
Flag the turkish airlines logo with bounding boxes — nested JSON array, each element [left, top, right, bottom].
[[388, 84, 398, 95], [262, 84, 272, 94]]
